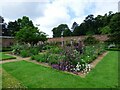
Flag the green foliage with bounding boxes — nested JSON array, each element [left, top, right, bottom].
[[29, 47, 39, 56], [100, 26, 111, 34], [84, 36, 99, 45], [47, 54, 65, 65], [31, 53, 50, 62], [7, 21, 20, 36], [47, 54, 59, 64], [16, 26, 47, 45], [81, 43, 105, 63], [11, 43, 40, 57], [2, 47, 12, 52], [52, 24, 71, 37], [11, 43, 26, 55], [42, 45, 54, 50], [48, 47, 63, 54], [7, 16, 34, 36], [31, 52, 65, 65], [52, 11, 116, 37], [20, 50, 30, 58], [108, 12, 120, 47]]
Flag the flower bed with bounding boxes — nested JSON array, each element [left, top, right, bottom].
[[31, 42, 106, 75]]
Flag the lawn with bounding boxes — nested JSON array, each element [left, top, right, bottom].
[[2, 51, 118, 88], [0, 52, 16, 60]]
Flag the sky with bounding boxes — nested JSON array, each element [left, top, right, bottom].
[[0, 0, 120, 37]]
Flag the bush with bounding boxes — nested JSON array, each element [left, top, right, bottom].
[[2, 47, 12, 52], [11, 43, 28, 55], [49, 47, 63, 54], [31, 53, 49, 62], [42, 45, 55, 50], [47, 54, 61, 65], [29, 47, 39, 55], [84, 36, 99, 45], [20, 50, 30, 57]]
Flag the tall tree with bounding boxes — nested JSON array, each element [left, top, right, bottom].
[[52, 24, 71, 37], [7, 20, 20, 36], [0, 16, 9, 36], [7, 16, 35, 36], [84, 14, 96, 35]]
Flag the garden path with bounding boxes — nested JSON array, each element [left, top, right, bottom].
[[0, 54, 30, 64]]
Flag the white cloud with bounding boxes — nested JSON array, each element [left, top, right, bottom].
[[1, 0, 119, 37]]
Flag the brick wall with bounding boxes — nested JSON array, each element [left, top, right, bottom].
[[47, 35, 108, 43], [1, 38, 15, 47]]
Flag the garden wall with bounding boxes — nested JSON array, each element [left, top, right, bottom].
[[0, 36, 15, 48], [47, 35, 108, 43]]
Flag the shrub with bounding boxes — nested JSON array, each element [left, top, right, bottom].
[[49, 47, 63, 54], [31, 55, 35, 60], [29, 47, 39, 55], [11, 43, 28, 55], [31, 53, 49, 62], [2, 47, 12, 52], [20, 50, 30, 57], [42, 45, 55, 50], [47, 54, 60, 65], [84, 36, 99, 45]]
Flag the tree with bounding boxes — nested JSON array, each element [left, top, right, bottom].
[[0, 16, 9, 36], [7, 16, 35, 36], [108, 12, 120, 47], [100, 26, 111, 34], [15, 26, 47, 45], [71, 22, 78, 32], [84, 14, 96, 35], [52, 24, 71, 37], [7, 20, 20, 36], [73, 23, 87, 36], [17, 16, 34, 29]]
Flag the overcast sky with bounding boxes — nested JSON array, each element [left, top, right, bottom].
[[0, 0, 119, 37]]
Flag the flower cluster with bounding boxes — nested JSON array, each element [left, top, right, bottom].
[[73, 62, 91, 74]]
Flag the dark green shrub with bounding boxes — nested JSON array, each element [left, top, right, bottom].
[[2, 47, 12, 52]]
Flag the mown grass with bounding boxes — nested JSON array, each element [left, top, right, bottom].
[[0, 52, 16, 60], [2, 51, 118, 88], [2, 69, 26, 88]]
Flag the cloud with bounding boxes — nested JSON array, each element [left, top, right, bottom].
[[1, 2, 48, 20], [1, 0, 119, 37]]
